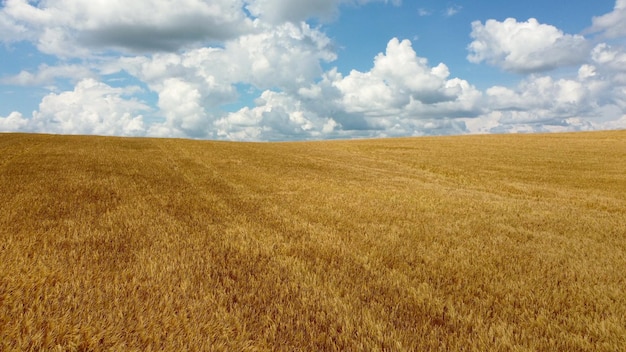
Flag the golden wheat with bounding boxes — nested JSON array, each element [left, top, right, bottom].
[[1, 131, 625, 351]]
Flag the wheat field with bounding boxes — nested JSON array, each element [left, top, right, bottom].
[[1, 131, 625, 351]]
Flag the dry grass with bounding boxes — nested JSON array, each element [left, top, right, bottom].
[[1, 130, 625, 351]]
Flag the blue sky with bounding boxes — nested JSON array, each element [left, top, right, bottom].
[[1, 0, 625, 140]]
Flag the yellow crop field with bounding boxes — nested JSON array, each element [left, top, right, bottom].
[[1, 131, 625, 351]]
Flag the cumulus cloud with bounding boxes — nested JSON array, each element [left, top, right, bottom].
[[202, 38, 482, 140], [334, 38, 481, 118], [106, 21, 337, 139], [0, 0, 252, 55], [0, 79, 149, 136], [152, 78, 209, 137], [207, 71, 343, 140], [486, 76, 588, 113], [468, 18, 589, 73], [225, 22, 337, 90], [116, 21, 335, 90], [215, 38, 481, 140], [589, 0, 626, 38], [589, 43, 626, 87], [591, 43, 626, 73], [0, 5, 29, 43], [215, 90, 339, 140], [466, 21, 626, 134], [466, 62, 626, 134], [0, 0, 403, 56], [0, 112, 30, 131]]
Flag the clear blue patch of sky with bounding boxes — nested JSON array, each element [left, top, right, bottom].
[[0, 85, 47, 117], [0, 41, 57, 74]]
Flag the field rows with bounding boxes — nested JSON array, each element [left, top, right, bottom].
[[1, 131, 625, 350]]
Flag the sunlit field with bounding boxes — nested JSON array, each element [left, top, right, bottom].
[[1, 131, 625, 351]]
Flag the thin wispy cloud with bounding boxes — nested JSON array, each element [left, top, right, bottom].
[[444, 4, 462, 17], [418, 8, 432, 16]]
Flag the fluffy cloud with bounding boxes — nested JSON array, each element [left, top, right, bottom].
[[0, 0, 252, 56], [106, 21, 336, 138], [215, 90, 339, 140], [0, 5, 29, 43], [333, 38, 481, 120], [465, 11, 626, 134], [591, 43, 626, 76], [0, 112, 30, 131], [150, 78, 210, 138], [207, 38, 481, 140], [486, 77, 588, 113], [0, 0, 403, 55], [116, 21, 335, 90], [1, 34, 483, 140], [468, 18, 589, 73], [590, 0, 626, 38], [224, 22, 337, 90], [0, 79, 148, 136], [467, 63, 626, 134]]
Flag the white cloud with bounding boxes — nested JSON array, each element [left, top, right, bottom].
[[0, 5, 30, 43], [107, 21, 337, 139], [591, 43, 626, 71], [151, 78, 210, 138], [590, 0, 626, 38], [215, 89, 470, 141], [468, 18, 589, 73], [590, 43, 626, 86], [468, 32, 626, 134], [486, 76, 588, 113], [116, 21, 335, 90], [215, 90, 339, 140], [0, 0, 402, 56], [35, 79, 149, 136], [0, 111, 30, 131], [0, 79, 149, 136], [578, 64, 597, 80], [469, 60, 626, 134], [225, 21, 337, 91], [333, 38, 481, 119], [208, 38, 479, 139], [0, 0, 253, 56], [209, 38, 482, 140]]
